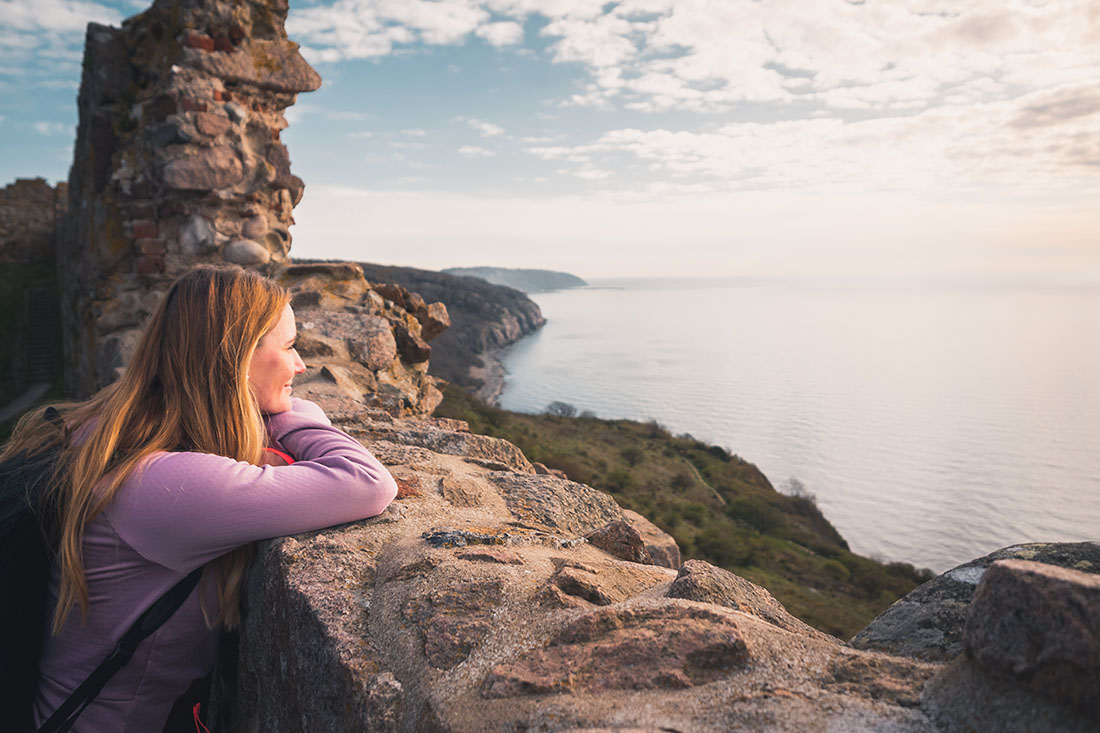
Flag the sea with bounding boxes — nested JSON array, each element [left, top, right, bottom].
[[495, 276, 1100, 573]]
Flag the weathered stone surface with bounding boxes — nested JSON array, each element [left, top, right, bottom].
[[551, 562, 670, 606], [393, 321, 432, 363], [163, 146, 244, 190], [584, 520, 652, 565], [195, 111, 232, 137], [483, 604, 751, 697], [491, 473, 624, 536], [621, 509, 681, 569], [668, 560, 833, 641], [922, 657, 1100, 733], [402, 580, 503, 669], [457, 548, 523, 565], [850, 542, 1100, 661], [353, 423, 533, 474], [416, 301, 450, 341], [223, 238, 270, 265], [179, 213, 215, 255], [241, 214, 267, 239], [964, 559, 1100, 716], [182, 40, 322, 94]]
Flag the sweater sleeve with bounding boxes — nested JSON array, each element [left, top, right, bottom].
[[106, 399, 398, 572]]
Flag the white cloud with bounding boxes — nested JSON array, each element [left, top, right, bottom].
[[33, 120, 69, 136], [456, 117, 504, 136], [348, 130, 373, 139], [458, 145, 495, 157], [401, 128, 428, 136], [0, 0, 121, 33], [522, 82, 1100, 197], [475, 20, 524, 46]]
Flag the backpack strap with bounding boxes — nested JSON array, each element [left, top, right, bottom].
[[37, 567, 203, 733]]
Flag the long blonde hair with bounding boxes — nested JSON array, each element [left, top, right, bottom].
[[1, 265, 290, 632]]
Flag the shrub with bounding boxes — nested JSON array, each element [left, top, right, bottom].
[[726, 498, 781, 533], [823, 559, 851, 582], [619, 445, 644, 466], [670, 471, 692, 492], [545, 400, 578, 417], [605, 469, 634, 491], [681, 502, 709, 526]]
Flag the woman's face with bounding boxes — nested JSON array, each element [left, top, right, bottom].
[[248, 304, 306, 414]]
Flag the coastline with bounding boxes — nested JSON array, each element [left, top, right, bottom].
[[469, 345, 508, 406]]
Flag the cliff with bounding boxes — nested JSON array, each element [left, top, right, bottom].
[[441, 266, 588, 293], [354, 262, 546, 401], [36, 1, 1100, 729]]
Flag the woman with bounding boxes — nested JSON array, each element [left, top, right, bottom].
[[3, 265, 397, 731]]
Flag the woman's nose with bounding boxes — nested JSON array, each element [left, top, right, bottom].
[[293, 350, 306, 374]]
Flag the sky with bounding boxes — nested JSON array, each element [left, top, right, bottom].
[[1, 0, 1098, 279]]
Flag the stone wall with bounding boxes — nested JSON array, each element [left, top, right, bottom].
[[0, 178, 66, 264], [59, 0, 321, 397]]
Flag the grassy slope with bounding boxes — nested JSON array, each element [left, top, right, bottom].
[[436, 384, 932, 639]]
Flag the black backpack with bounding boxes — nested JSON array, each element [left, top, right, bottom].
[[0, 408, 200, 732]]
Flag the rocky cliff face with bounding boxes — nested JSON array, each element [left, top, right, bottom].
[[355, 263, 546, 401], [55, 2, 1099, 730]]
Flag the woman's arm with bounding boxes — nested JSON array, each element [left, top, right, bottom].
[[106, 399, 398, 572]]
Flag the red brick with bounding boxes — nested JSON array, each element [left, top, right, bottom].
[[135, 238, 166, 255], [214, 36, 232, 52], [228, 24, 245, 45], [136, 255, 165, 274], [184, 31, 214, 52], [130, 219, 157, 239]]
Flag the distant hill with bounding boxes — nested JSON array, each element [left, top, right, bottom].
[[442, 266, 587, 293]]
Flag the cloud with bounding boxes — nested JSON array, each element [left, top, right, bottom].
[[0, 0, 121, 33], [401, 128, 428, 136], [455, 116, 505, 137], [458, 145, 494, 157], [475, 20, 523, 46], [521, 84, 1100, 196], [33, 120, 69, 136], [287, 0, 1099, 122]]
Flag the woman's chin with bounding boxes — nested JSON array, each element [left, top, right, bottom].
[[261, 396, 294, 415]]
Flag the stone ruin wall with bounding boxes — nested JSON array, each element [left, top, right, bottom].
[[53, 1, 1100, 730], [0, 179, 67, 265]]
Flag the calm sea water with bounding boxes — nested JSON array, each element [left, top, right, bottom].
[[497, 277, 1100, 573]]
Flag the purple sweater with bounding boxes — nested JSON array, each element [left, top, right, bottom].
[[32, 399, 397, 731]]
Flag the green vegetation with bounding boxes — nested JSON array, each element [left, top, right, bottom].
[[435, 385, 934, 638]]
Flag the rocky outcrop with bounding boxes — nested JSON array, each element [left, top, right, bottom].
[[58, 0, 321, 397], [353, 262, 546, 400], [0, 179, 66, 264], [849, 542, 1100, 662], [217, 411, 952, 731], [278, 262, 446, 416]]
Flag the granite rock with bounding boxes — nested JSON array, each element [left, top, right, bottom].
[[850, 542, 1100, 661], [667, 559, 834, 641], [963, 559, 1100, 716]]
